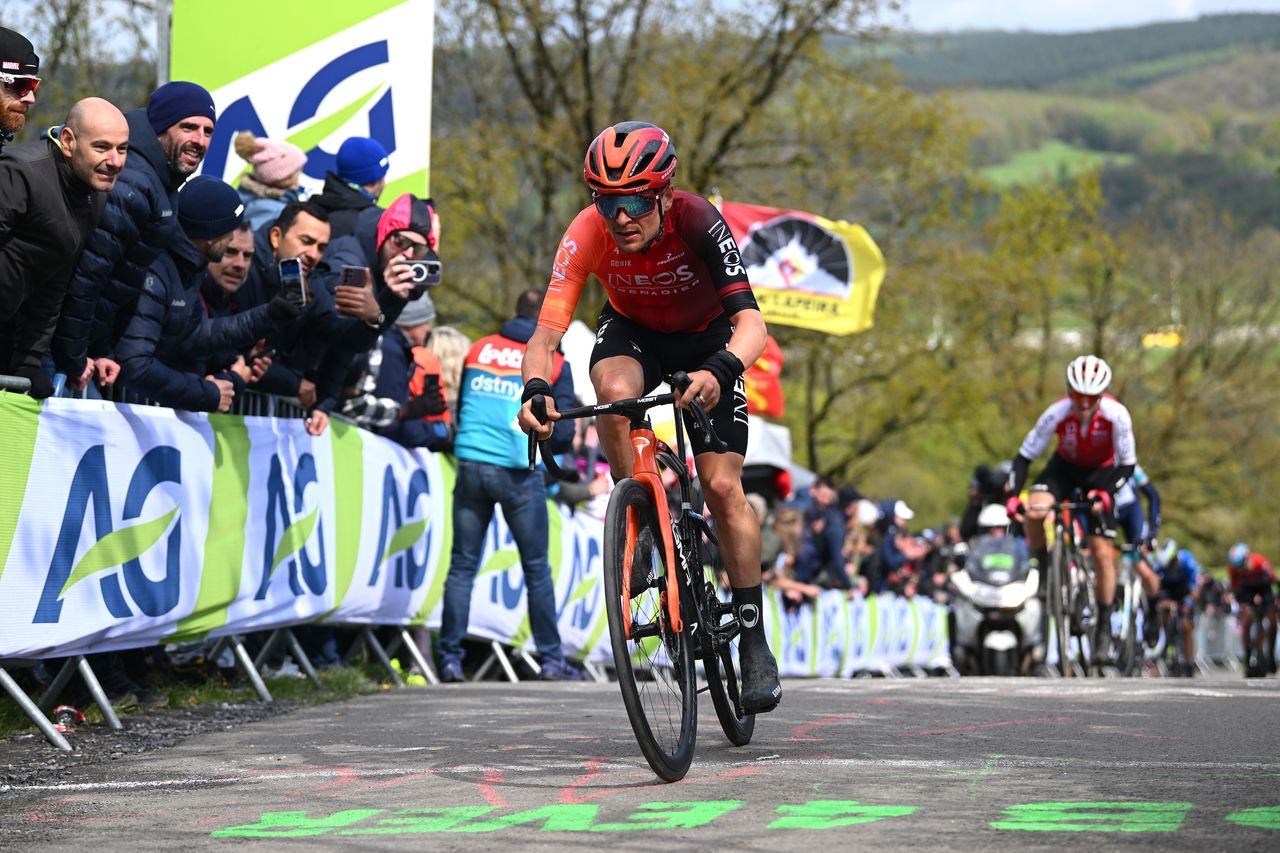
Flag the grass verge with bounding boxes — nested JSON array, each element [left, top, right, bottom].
[[0, 663, 388, 741]]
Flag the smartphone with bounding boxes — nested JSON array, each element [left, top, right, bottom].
[[278, 257, 307, 307], [339, 264, 369, 288], [403, 258, 442, 299]]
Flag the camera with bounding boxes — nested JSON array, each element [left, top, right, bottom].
[[278, 257, 308, 307], [402, 258, 442, 299]]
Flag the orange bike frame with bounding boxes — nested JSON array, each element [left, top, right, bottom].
[[619, 424, 683, 639]]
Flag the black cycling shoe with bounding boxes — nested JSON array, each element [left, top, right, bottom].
[[738, 633, 782, 714]]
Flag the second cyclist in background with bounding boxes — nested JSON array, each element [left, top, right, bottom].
[[1228, 543, 1277, 677], [1152, 541, 1199, 677], [1006, 355, 1137, 666]]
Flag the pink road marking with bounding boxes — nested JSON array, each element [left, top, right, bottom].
[[789, 714, 860, 742], [899, 716, 1072, 736], [314, 767, 360, 792], [479, 769, 508, 807]]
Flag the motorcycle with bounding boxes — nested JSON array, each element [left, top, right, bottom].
[[949, 535, 1042, 676]]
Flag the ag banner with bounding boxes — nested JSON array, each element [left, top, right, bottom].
[[170, 0, 434, 199], [0, 396, 947, 671], [718, 199, 886, 336]]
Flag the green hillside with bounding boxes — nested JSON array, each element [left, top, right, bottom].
[[888, 13, 1280, 92]]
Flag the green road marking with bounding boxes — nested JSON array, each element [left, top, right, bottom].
[[969, 755, 1003, 800], [589, 802, 742, 832], [992, 802, 1192, 832], [769, 801, 917, 829], [1226, 806, 1280, 830], [212, 809, 384, 838], [449, 804, 598, 833], [341, 807, 496, 835]]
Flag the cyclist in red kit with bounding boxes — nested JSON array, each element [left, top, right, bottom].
[[518, 121, 781, 713], [1006, 355, 1137, 665]]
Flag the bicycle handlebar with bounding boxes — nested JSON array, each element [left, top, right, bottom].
[[525, 371, 727, 476]]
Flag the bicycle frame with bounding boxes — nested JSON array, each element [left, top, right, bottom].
[[622, 417, 683, 638]]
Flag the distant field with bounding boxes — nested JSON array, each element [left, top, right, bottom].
[[981, 140, 1135, 186]]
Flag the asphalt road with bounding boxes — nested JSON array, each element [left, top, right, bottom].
[[2, 675, 1278, 850]]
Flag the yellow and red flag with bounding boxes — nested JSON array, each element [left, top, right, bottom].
[[718, 199, 885, 336], [744, 335, 785, 418]]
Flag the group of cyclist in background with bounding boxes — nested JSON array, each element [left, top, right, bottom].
[[994, 354, 1278, 678]]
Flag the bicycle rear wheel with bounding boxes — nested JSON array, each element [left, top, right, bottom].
[[697, 567, 755, 746], [602, 479, 697, 782]]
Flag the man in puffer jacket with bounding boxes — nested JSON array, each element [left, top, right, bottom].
[[117, 176, 299, 411], [52, 81, 217, 388], [311, 136, 389, 239]]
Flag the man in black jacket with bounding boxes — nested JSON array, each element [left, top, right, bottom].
[[0, 97, 128, 396], [0, 27, 39, 155], [117, 176, 298, 411], [53, 81, 217, 389]]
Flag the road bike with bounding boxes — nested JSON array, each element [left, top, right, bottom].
[[1041, 491, 1100, 677], [1114, 544, 1148, 676], [529, 372, 753, 781]]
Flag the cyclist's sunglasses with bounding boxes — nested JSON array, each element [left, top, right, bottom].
[[0, 74, 41, 98], [1069, 391, 1101, 406], [594, 190, 661, 221]]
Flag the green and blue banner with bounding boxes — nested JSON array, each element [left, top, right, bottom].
[[0, 395, 949, 672], [170, 0, 434, 200]]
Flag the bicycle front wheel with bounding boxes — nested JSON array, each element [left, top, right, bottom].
[[1047, 542, 1073, 677], [602, 478, 697, 782]]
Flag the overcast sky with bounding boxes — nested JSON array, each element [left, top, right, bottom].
[[898, 0, 1280, 32]]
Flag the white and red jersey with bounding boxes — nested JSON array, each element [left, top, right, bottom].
[[1018, 394, 1137, 469]]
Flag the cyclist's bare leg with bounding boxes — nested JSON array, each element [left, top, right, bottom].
[[590, 356, 647, 478], [1134, 557, 1160, 597], [1182, 605, 1196, 666], [1090, 535, 1116, 608], [696, 450, 760, 588], [1240, 604, 1256, 665]]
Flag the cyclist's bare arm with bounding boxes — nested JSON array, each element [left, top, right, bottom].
[[518, 323, 565, 440], [679, 307, 768, 411]]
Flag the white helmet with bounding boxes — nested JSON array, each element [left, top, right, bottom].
[[1065, 355, 1112, 396]]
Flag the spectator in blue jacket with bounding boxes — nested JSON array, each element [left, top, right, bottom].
[[53, 81, 217, 388], [437, 288, 579, 682], [117, 176, 299, 411]]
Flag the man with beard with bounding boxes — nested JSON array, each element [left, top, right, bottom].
[[0, 98, 128, 397], [117, 176, 299, 412], [0, 27, 39, 155], [52, 81, 218, 392]]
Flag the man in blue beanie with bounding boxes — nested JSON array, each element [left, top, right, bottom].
[[52, 80, 219, 392], [313, 136, 390, 239], [117, 175, 300, 412]]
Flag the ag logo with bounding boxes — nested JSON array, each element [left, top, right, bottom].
[[35, 446, 182, 623], [370, 466, 431, 590], [258, 453, 326, 599], [202, 41, 396, 184]]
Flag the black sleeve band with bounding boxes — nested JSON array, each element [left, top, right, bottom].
[[521, 377, 552, 403], [700, 349, 746, 395], [1010, 454, 1031, 495]]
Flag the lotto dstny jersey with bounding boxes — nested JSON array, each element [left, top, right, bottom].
[[538, 190, 759, 335], [1018, 394, 1137, 469]]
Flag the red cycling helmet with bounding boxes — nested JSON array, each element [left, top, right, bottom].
[[584, 121, 677, 194]]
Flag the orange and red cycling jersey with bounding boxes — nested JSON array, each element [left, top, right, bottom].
[[539, 190, 759, 335], [1230, 552, 1276, 590]]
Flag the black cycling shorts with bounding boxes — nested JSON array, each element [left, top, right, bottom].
[[589, 303, 749, 456], [1031, 454, 1117, 538], [1157, 580, 1193, 610], [1235, 583, 1276, 611]]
